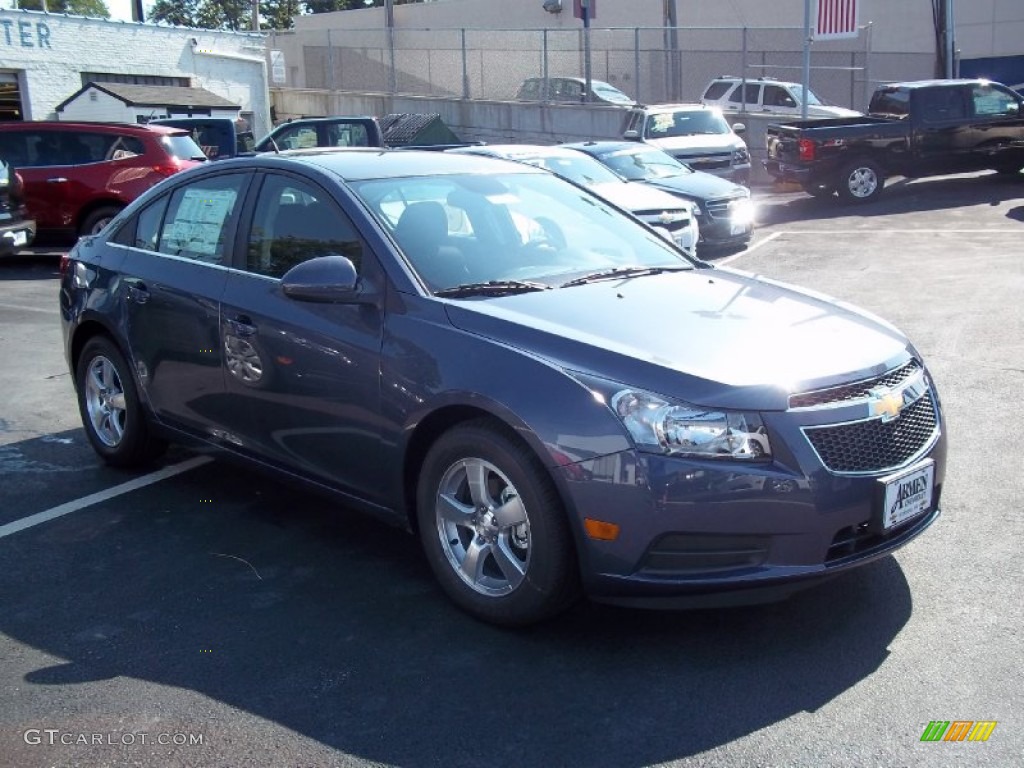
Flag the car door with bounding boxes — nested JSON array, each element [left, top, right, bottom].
[[762, 84, 798, 116], [913, 86, 973, 174], [964, 82, 1024, 171], [0, 129, 68, 232], [218, 171, 386, 500], [119, 171, 251, 436]]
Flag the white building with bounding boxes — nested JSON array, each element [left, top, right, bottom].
[[0, 9, 272, 136]]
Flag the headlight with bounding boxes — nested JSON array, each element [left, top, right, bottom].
[[610, 388, 770, 459], [728, 198, 756, 225], [733, 147, 750, 164]]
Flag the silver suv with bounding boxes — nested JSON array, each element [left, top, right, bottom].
[[701, 77, 861, 118], [622, 104, 751, 185]]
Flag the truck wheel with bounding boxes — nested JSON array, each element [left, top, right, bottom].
[[838, 160, 885, 203]]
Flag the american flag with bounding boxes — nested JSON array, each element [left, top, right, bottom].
[[814, 0, 859, 40]]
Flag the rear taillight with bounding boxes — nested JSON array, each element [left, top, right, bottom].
[[798, 139, 816, 162], [60, 254, 71, 276], [152, 161, 181, 177]]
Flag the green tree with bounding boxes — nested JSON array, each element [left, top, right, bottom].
[[150, 0, 199, 27], [196, 0, 252, 31], [261, 0, 301, 30], [18, 0, 111, 17]]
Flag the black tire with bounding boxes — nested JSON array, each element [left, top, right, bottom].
[[76, 336, 167, 467], [836, 159, 885, 204], [416, 419, 579, 626], [79, 205, 122, 238]]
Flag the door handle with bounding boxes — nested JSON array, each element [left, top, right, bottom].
[[125, 281, 150, 304], [47, 177, 68, 183], [226, 315, 257, 337]]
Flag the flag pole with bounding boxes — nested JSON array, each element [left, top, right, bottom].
[[802, 0, 812, 119]]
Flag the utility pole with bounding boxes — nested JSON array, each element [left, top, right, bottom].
[[251, 0, 259, 32], [664, 0, 679, 101]]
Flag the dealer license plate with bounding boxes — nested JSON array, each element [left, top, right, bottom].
[[881, 459, 934, 530], [731, 221, 750, 236], [11, 230, 27, 247]]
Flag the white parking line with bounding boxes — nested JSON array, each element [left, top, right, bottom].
[[0, 455, 213, 539], [715, 232, 782, 265], [0, 302, 59, 315]]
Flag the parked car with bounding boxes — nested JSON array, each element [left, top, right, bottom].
[[517, 76, 635, 106], [254, 116, 385, 152], [448, 144, 698, 255], [701, 76, 862, 118], [150, 117, 255, 160], [764, 78, 1024, 202], [0, 121, 206, 240], [622, 104, 751, 185], [61, 148, 945, 626], [0, 156, 35, 256], [564, 140, 754, 251]]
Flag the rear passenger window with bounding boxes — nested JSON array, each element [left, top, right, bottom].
[[158, 174, 247, 265], [134, 197, 170, 251], [247, 174, 362, 279], [703, 81, 731, 101]]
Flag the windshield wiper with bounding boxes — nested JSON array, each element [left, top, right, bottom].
[[560, 264, 690, 288], [434, 280, 553, 298]]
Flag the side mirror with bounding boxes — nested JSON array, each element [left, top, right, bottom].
[[731, 122, 747, 134], [623, 129, 640, 140], [281, 255, 361, 303]]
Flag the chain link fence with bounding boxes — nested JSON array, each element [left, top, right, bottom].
[[270, 26, 935, 113]]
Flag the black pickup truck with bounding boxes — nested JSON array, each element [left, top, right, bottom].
[[764, 79, 1024, 202]]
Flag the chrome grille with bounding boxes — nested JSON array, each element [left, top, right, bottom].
[[790, 360, 922, 409], [803, 391, 938, 474], [636, 211, 692, 234], [679, 154, 731, 170]]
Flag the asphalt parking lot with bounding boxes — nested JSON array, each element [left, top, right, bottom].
[[1, 170, 1022, 768]]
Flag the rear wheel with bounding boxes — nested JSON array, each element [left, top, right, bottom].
[[76, 337, 166, 467], [79, 205, 122, 238], [837, 160, 885, 203], [416, 420, 579, 626]]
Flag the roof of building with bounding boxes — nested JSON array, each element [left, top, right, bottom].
[[56, 83, 239, 113]]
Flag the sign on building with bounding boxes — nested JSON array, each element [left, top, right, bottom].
[[270, 50, 286, 85]]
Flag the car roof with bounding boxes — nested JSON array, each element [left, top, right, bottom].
[[454, 144, 588, 160], [562, 140, 649, 154], [877, 79, 999, 90], [206, 147, 550, 181], [634, 103, 714, 113], [0, 120, 186, 136], [710, 76, 799, 86], [273, 116, 377, 126]]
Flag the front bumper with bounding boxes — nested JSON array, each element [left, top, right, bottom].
[[557, 394, 946, 607]]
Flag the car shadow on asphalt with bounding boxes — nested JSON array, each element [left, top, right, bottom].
[[756, 171, 1024, 227], [0, 440, 916, 767], [0, 252, 64, 281]]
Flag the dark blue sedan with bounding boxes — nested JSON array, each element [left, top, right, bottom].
[[59, 149, 945, 626]]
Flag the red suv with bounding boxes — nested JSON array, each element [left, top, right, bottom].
[[0, 122, 206, 241]]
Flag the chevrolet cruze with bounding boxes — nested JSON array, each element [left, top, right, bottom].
[[60, 149, 945, 626]]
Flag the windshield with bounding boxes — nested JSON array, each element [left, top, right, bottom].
[[162, 135, 208, 162], [646, 110, 731, 138], [592, 82, 633, 104], [599, 147, 692, 180], [351, 172, 694, 294]]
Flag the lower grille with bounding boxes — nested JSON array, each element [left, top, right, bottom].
[[804, 392, 938, 474], [638, 533, 769, 575]]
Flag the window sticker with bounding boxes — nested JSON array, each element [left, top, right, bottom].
[[166, 188, 237, 258]]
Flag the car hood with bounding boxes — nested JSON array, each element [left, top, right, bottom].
[[641, 171, 747, 201], [443, 268, 909, 411], [589, 180, 694, 212], [643, 133, 743, 155]]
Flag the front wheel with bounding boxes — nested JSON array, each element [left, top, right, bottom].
[[76, 337, 166, 467], [416, 420, 579, 626], [837, 160, 885, 203]]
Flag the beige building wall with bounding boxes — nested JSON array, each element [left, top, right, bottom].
[[290, 0, 1013, 57]]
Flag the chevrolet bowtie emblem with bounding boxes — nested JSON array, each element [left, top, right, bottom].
[[868, 388, 904, 422]]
